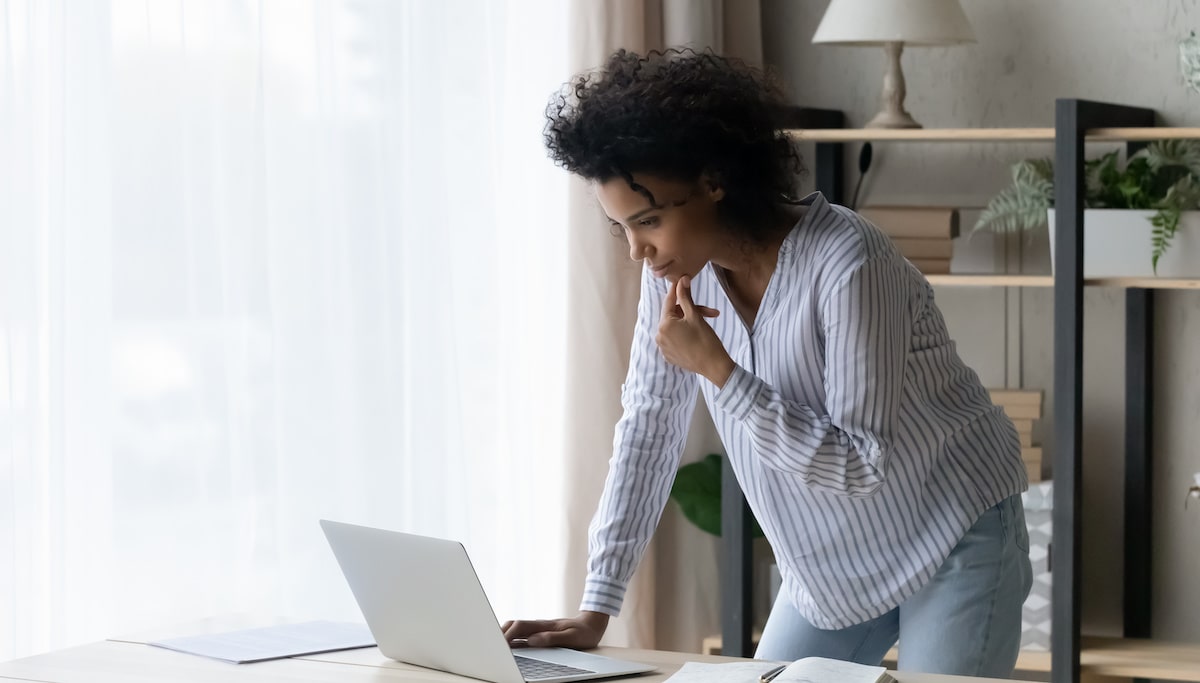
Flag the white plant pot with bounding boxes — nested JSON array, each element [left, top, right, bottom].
[[1047, 209, 1200, 278]]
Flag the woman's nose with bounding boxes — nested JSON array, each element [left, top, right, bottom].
[[627, 232, 652, 262]]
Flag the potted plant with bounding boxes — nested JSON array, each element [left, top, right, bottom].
[[670, 454, 781, 619], [669, 453, 764, 538], [973, 140, 1200, 276]]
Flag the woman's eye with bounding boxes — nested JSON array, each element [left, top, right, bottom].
[[639, 216, 660, 227]]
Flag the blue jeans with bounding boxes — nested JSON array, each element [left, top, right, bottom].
[[755, 495, 1033, 677]]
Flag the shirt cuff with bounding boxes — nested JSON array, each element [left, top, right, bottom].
[[713, 364, 763, 421], [579, 575, 627, 616]]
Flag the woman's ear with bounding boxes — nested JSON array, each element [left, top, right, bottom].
[[700, 173, 725, 202]]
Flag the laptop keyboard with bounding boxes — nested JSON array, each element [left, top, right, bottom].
[[513, 654, 595, 680]]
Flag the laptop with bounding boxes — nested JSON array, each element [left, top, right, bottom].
[[320, 520, 657, 683]]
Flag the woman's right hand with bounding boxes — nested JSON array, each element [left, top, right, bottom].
[[501, 611, 610, 650]]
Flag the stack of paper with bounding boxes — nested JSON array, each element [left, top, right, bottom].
[[148, 620, 375, 664]]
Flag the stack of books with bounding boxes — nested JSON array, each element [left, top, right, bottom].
[[988, 389, 1045, 482], [858, 206, 959, 275]]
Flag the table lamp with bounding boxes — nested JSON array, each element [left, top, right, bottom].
[[812, 0, 976, 129]]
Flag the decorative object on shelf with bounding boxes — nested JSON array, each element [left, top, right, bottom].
[[669, 453, 764, 538], [1046, 209, 1200, 278], [1181, 31, 1200, 95], [1021, 481, 1053, 652], [973, 141, 1200, 275], [1186, 472, 1200, 509], [812, 0, 975, 129]]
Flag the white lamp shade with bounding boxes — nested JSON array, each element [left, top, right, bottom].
[[812, 0, 976, 46]]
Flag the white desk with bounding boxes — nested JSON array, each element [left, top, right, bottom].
[[0, 618, 1032, 683], [4, 642, 736, 683]]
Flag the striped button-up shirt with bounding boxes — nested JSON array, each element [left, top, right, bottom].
[[581, 192, 1027, 629]]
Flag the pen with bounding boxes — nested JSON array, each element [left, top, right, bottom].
[[759, 664, 787, 683]]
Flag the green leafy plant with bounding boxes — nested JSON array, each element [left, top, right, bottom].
[[669, 453, 764, 538], [973, 140, 1200, 273]]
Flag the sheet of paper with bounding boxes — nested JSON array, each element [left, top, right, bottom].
[[148, 620, 375, 664], [664, 661, 781, 683]]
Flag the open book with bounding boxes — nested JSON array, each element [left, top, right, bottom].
[[665, 657, 896, 683], [771, 657, 896, 683]]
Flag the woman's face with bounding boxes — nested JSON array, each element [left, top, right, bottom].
[[594, 172, 725, 282]]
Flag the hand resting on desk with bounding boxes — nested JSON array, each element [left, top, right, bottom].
[[502, 611, 609, 650]]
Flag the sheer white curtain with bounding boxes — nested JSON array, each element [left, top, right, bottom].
[[1, 0, 569, 660], [560, 0, 762, 651]]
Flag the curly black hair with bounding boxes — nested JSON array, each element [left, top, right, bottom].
[[544, 48, 805, 245]]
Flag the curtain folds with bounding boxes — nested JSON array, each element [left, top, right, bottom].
[[560, 0, 762, 652], [1, 0, 570, 660]]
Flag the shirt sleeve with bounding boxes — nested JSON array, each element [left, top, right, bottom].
[[711, 256, 915, 497], [580, 265, 698, 615]]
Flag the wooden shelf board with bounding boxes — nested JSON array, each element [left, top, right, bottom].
[[1080, 636, 1200, 682], [923, 274, 1200, 289], [784, 127, 1200, 143], [883, 647, 1051, 672], [925, 274, 1054, 287], [786, 128, 1054, 142], [1083, 277, 1200, 289], [1086, 127, 1200, 141]]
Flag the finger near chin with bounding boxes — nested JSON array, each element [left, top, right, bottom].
[[661, 280, 680, 317]]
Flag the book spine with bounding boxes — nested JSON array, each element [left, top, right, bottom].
[[1026, 461, 1043, 482], [1007, 417, 1035, 446], [998, 404, 1043, 420], [860, 206, 960, 239], [890, 238, 954, 259], [988, 390, 1044, 406], [907, 258, 951, 275]]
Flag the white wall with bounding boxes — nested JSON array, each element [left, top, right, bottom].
[[755, 0, 1200, 644]]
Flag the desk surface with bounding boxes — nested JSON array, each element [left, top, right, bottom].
[[0, 618, 1032, 683]]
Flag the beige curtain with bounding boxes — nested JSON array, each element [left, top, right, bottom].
[[560, 0, 763, 653]]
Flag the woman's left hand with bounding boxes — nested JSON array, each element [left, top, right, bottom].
[[656, 275, 736, 387]]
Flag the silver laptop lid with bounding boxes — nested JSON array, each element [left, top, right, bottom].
[[320, 520, 525, 683]]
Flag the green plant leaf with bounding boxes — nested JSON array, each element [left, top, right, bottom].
[[973, 160, 1053, 234], [1085, 150, 1122, 206], [1023, 158, 1054, 185], [1146, 139, 1200, 178], [1158, 175, 1200, 211], [1150, 208, 1179, 275], [669, 453, 765, 538]]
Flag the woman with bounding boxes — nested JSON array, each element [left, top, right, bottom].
[[503, 49, 1032, 677]]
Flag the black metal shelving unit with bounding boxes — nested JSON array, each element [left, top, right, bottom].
[[1051, 99, 1156, 683], [718, 99, 1188, 683]]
